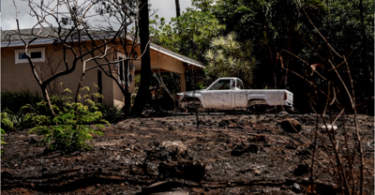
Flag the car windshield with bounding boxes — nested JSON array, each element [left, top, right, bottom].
[[209, 80, 231, 90]]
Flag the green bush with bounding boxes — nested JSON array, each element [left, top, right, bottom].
[[0, 110, 33, 131], [196, 81, 206, 90], [1, 91, 43, 113], [1, 85, 115, 132], [24, 87, 109, 153], [1, 112, 13, 154], [98, 104, 123, 122], [1, 91, 44, 131]]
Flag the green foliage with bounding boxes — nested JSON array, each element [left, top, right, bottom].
[[303, 0, 327, 11], [1, 91, 43, 113], [149, 0, 374, 113], [192, 0, 215, 12], [0, 110, 32, 131], [98, 104, 123, 122], [25, 87, 108, 153], [1, 112, 14, 154], [149, 8, 225, 92], [0, 88, 75, 131], [196, 81, 206, 90], [0, 127, 6, 155], [204, 0, 373, 113], [323, 0, 374, 77], [1, 112, 14, 131], [150, 10, 225, 62], [205, 32, 257, 87]]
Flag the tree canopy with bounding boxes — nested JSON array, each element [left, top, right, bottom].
[[151, 0, 374, 114]]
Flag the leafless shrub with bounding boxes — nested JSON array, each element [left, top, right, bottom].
[[280, 10, 368, 195], [9, 0, 128, 115], [38, 54, 63, 96]]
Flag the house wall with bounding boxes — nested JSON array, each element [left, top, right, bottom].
[[111, 44, 140, 107], [1, 40, 199, 109], [1, 44, 115, 106]]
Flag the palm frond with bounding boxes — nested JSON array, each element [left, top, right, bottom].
[[211, 36, 226, 48], [227, 31, 238, 42], [303, 0, 327, 11], [205, 49, 215, 61]]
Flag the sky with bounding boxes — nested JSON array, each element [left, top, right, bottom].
[[0, 0, 193, 30]]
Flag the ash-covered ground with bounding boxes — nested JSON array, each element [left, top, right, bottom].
[[1, 113, 374, 195]]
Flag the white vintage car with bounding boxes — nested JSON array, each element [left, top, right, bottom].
[[177, 77, 294, 112]]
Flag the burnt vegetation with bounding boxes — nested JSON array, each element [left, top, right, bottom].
[[1, 0, 374, 194]]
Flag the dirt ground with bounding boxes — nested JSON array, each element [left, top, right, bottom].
[[1, 113, 374, 195]]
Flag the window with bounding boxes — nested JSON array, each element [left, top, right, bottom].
[[236, 79, 244, 89], [14, 48, 45, 64], [31, 52, 42, 58], [209, 80, 231, 90], [117, 52, 131, 85]]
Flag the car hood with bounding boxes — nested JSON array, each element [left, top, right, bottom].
[[183, 90, 205, 96]]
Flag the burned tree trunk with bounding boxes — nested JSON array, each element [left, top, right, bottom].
[[132, 0, 151, 116], [175, 0, 181, 18], [284, 31, 292, 88]]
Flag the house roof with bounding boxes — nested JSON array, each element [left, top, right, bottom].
[[1, 28, 205, 68], [1, 28, 120, 43]]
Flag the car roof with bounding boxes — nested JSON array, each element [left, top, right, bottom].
[[217, 77, 240, 79]]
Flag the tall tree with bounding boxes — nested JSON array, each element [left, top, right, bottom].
[[132, 0, 151, 116], [151, 10, 225, 62], [175, 0, 181, 17], [359, 0, 366, 65]]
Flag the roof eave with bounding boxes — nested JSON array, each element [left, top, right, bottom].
[[1, 32, 205, 69]]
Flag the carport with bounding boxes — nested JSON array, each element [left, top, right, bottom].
[[133, 43, 205, 92]]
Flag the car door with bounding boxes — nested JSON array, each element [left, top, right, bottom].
[[201, 79, 233, 108], [233, 79, 248, 108]]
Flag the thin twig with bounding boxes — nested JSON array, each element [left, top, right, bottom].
[[344, 55, 364, 195]]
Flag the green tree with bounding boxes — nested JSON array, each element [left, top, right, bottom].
[[212, 0, 313, 89], [151, 0, 374, 113], [321, 0, 374, 112], [149, 6, 225, 91], [209, 0, 373, 113], [151, 10, 225, 62], [205, 32, 257, 87]]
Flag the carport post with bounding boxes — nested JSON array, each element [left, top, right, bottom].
[[180, 72, 186, 92]]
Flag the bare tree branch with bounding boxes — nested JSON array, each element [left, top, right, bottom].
[[302, 8, 342, 58]]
